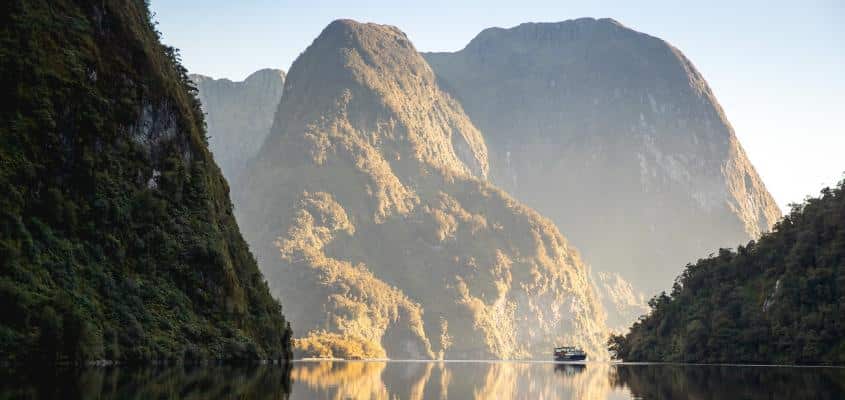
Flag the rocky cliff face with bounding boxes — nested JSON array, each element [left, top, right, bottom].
[[424, 18, 781, 326], [593, 272, 649, 332], [235, 19, 608, 359], [191, 69, 285, 183], [0, 0, 291, 363]]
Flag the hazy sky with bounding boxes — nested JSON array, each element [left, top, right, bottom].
[[150, 0, 844, 210]]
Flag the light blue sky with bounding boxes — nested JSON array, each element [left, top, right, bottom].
[[150, 0, 844, 210]]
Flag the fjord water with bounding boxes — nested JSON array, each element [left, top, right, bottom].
[[3, 361, 844, 399]]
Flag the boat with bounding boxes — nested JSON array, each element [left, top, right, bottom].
[[554, 346, 587, 361]]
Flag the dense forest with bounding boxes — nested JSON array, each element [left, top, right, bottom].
[[610, 179, 845, 364], [0, 0, 291, 364]]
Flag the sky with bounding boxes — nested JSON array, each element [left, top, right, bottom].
[[150, 0, 844, 211]]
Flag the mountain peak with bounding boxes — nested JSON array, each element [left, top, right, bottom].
[[302, 18, 421, 79], [244, 68, 285, 83], [324, 18, 367, 32], [460, 17, 645, 53], [313, 19, 412, 56], [323, 18, 407, 37], [270, 19, 489, 179]]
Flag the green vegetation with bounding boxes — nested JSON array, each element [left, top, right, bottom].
[[0, 0, 291, 364], [610, 180, 845, 364]]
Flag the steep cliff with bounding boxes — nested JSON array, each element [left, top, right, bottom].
[[611, 181, 845, 364], [424, 18, 781, 326], [235, 19, 608, 359], [594, 272, 648, 332], [191, 69, 285, 183], [0, 0, 291, 363]]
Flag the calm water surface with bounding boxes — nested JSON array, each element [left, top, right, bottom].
[[3, 361, 844, 399]]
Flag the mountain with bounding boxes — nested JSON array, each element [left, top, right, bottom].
[[191, 69, 285, 183], [610, 181, 845, 364], [0, 0, 291, 363], [234, 19, 609, 359], [424, 18, 781, 327], [594, 272, 649, 330]]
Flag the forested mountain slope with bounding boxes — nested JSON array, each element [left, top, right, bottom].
[[0, 0, 291, 364], [611, 180, 845, 364]]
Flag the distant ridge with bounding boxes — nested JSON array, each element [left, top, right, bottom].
[[425, 18, 781, 329], [191, 68, 285, 183]]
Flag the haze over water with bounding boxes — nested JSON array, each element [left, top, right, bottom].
[[4, 361, 844, 399]]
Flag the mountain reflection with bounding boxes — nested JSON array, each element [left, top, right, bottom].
[[2, 361, 844, 399], [291, 361, 618, 399], [291, 361, 845, 400]]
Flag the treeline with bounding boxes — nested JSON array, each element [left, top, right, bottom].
[[610, 179, 845, 364]]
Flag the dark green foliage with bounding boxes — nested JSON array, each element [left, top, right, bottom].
[[0, 0, 291, 364], [611, 180, 845, 364]]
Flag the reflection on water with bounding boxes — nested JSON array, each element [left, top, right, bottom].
[[292, 361, 845, 400], [2, 361, 844, 399], [0, 364, 291, 400], [611, 364, 845, 400], [292, 361, 622, 400]]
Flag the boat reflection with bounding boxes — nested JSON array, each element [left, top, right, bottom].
[[554, 362, 586, 376]]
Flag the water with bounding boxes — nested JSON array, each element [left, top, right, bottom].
[[2, 361, 844, 399]]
